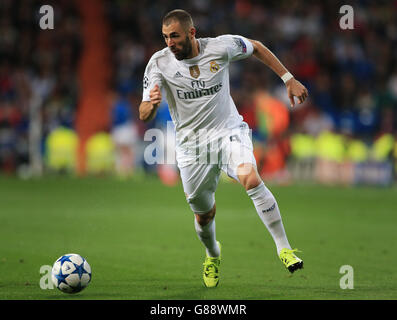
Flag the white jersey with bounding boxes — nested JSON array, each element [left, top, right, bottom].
[[142, 34, 254, 150]]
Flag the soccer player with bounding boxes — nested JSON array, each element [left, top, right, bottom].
[[139, 9, 308, 288]]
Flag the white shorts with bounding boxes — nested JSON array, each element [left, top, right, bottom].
[[177, 124, 257, 213]]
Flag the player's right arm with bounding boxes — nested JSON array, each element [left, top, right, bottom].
[[139, 54, 163, 123], [139, 85, 161, 122]]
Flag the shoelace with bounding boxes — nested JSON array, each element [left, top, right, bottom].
[[281, 249, 301, 263], [203, 259, 219, 278]]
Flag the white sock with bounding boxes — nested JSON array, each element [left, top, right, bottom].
[[194, 218, 220, 258], [247, 182, 291, 254]]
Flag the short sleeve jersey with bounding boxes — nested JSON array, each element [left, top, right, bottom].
[[142, 35, 254, 147]]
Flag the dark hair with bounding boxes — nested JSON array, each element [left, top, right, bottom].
[[162, 9, 193, 32]]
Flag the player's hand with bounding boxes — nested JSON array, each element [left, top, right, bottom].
[[286, 78, 308, 107], [150, 84, 162, 106]]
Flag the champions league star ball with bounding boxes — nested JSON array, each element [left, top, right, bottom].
[[51, 253, 92, 294]]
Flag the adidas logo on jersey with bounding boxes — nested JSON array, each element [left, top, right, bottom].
[[174, 71, 183, 78]]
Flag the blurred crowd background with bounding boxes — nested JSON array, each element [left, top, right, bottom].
[[1, 0, 397, 186]]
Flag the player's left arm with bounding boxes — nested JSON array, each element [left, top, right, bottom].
[[248, 39, 308, 107]]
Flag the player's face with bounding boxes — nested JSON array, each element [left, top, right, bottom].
[[162, 21, 193, 60]]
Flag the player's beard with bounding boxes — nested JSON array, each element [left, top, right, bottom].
[[173, 36, 193, 60]]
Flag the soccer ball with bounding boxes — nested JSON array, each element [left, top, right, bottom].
[[51, 253, 92, 294]]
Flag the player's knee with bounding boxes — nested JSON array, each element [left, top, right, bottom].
[[238, 164, 262, 190], [195, 205, 216, 226], [245, 175, 262, 190]]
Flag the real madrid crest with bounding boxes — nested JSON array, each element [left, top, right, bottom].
[[189, 65, 200, 79], [210, 61, 220, 73]]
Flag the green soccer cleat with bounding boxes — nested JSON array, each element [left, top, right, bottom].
[[279, 248, 303, 273], [202, 241, 221, 288]]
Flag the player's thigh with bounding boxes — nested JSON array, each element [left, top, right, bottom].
[[221, 127, 258, 183], [179, 162, 220, 214]]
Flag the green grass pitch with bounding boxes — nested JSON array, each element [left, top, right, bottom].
[[0, 175, 396, 300]]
